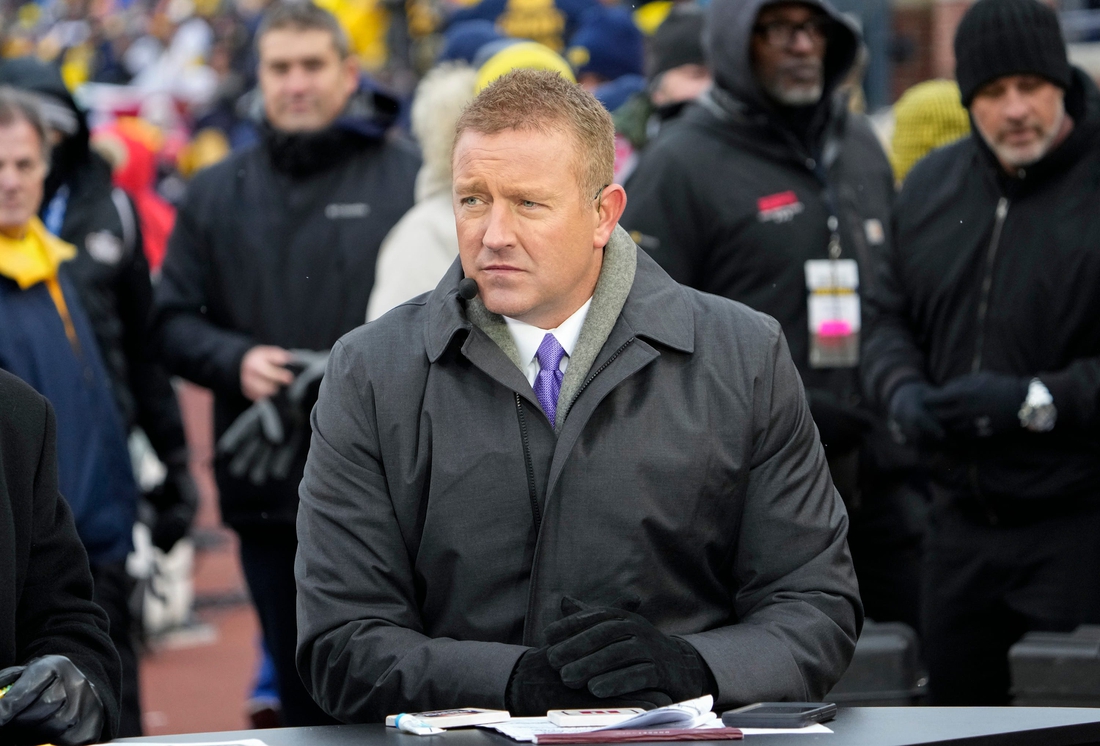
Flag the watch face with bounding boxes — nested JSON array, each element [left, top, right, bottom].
[[1023, 404, 1057, 433]]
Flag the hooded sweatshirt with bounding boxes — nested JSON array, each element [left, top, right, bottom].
[[621, 0, 896, 488]]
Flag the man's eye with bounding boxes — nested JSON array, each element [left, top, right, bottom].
[[521, 200, 537, 208], [461, 196, 481, 206]]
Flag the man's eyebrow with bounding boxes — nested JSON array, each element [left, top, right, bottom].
[[453, 178, 486, 192]]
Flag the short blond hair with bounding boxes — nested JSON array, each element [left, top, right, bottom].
[[453, 69, 614, 200]]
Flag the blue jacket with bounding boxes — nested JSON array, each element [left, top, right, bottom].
[[0, 269, 137, 564]]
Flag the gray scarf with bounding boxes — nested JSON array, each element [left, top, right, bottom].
[[467, 225, 638, 430]]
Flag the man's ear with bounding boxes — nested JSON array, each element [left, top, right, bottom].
[[593, 184, 627, 248], [342, 54, 361, 97]]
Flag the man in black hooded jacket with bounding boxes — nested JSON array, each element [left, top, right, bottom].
[[155, 1, 418, 726], [863, 0, 1100, 705], [0, 57, 196, 738], [620, 0, 918, 629]]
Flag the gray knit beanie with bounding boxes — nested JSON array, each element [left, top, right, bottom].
[[954, 0, 1071, 106]]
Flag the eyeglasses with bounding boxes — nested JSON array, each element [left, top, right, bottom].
[[753, 17, 829, 48]]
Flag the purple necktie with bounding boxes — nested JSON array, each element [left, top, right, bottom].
[[534, 333, 566, 424]]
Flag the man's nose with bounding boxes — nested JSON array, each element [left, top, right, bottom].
[[1001, 86, 1031, 121], [787, 27, 817, 55], [283, 66, 312, 93], [0, 167, 20, 191], [482, 202, 517, 250]]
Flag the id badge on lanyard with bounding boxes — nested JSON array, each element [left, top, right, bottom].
[[806, 217, 860, 368]]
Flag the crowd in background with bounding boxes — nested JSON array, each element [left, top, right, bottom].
[[0, 0, 1097, 739]]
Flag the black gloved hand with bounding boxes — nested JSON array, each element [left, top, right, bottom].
[[888, 381, 946, 446], [806, 389, 876, 454], [506, 647, 672, 717], [543, 597, 710, 703], [217, 398, 289, 485], [0, 655, 105, 746], [924, 372, 1029, 438], [146, 455, 199, 553]]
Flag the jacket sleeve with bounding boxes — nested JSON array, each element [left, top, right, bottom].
[[154, 186, 254, 397], [679, 322, 863, 706], [112, 203, 188, 460], [620, 143, 705, 285], [18, 394, 122, 740], [861, 211, 929, 410], [296, 340, 527, 723]]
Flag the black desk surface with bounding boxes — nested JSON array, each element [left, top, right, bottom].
[[116, 707, 1100, 746]]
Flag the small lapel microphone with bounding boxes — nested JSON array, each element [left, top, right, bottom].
[[457, 278, 479, 301]]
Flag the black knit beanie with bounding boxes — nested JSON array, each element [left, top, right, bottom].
[[648, 5, 706, 79], [954, 0, 1071, 106]]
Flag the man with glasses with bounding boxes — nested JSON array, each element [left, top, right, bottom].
[[621, 0, 915, 632]]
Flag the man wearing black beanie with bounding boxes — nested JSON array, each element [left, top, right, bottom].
[[863, 0, 1100, 705]]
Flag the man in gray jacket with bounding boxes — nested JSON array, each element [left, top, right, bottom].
[[296, 69, 862, 723]]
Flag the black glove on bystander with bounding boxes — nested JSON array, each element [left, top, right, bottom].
[[0, 655, 105, 746], [146, 450, 199, 552], [544, 597, 711, 702], [888, 382, 946, 446], [924, 372, 1028, 438]]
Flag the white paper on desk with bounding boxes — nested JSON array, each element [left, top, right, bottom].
[[739, 724, 833, 735], [483, 696, 721, 743], [125, 740, 270, 745]]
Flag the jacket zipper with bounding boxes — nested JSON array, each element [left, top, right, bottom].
[[513, 337, 637, 532], [972, 197, 1009, 373], [514, 393, 542, 533], [516, 336, 636, 645], [968, 196, 1009, 526], [568, 337, 636, 412]]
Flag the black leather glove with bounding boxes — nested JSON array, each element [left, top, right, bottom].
[[146, 453, 199, 552], [217, 398, 291, 485], [506, 647, 672, 717], [543, 597, 710, 702], [217, 351, 327, 486], [806, 389, 875, 454], [285, 349, 329, 425], [888, 381, 946, 446], [924, 372, 1028, 438], [0, 656, 105, 746]]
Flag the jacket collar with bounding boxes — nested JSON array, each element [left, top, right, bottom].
[[424, 225, 695, 364], [0, 216, 76, 289]]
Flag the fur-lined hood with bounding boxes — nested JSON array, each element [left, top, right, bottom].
[[412, 63, 478, 202]]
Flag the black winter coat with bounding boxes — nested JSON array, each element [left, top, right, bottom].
[[0, 370, 121, 741], [155, 127, 419, 528], [54, 155, 188, 461], [621, 0, 895, 484], [862, 69, 1100, 503]]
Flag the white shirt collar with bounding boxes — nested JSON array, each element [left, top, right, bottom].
[[504, 298, 592, 384]]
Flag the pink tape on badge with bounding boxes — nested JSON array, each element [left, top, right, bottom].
[[818, 321, 852, 337]]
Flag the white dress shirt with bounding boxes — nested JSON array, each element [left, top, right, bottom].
[[504, 299, 592, 387]]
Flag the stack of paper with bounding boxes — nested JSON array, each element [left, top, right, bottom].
[[482, 696, 833, 743]]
